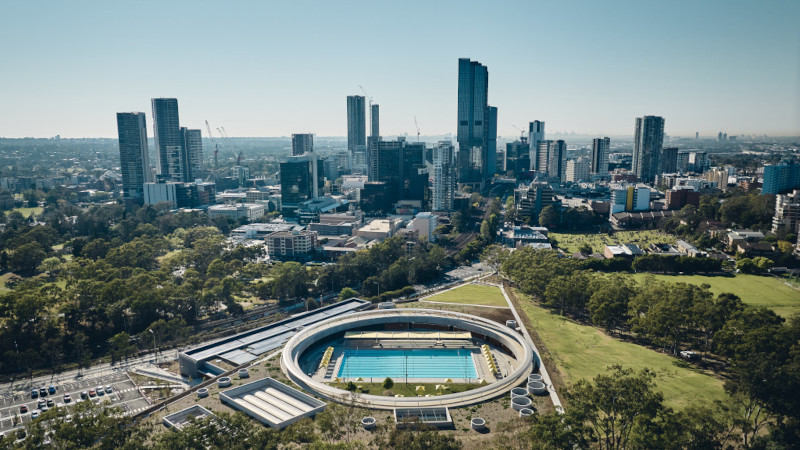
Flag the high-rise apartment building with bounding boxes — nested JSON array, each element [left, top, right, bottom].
[[370, 104, 380, 139], [528, 121, 545, 171], [116, 112, 152, 204], [762, 162, 800, 195], [347, 95, 366, 154], [660, 147, 678, 174], [591, 137, 610, 175], [536, 140, 566, 181], [566, 158, 591, 182], [772, 190, 800, 234], [457, 58, 495, 183], [181, 128, 203, 181], [152, 98, 184, 181], [291, 133, 314, 156], [633, 115, 665, 183], [432, 141, 456, 211]]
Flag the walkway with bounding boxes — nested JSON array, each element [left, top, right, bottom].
[[496, 281, 564, 413]]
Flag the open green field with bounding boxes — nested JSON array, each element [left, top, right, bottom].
[[424, 283, 508, 307], [6, 206, 43, 218], [518, 294, 726, 410], [551, 230, 677, 254], [629, 273, 800, 318]]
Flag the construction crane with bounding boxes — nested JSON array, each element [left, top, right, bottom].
[[414, 116, 420, 142], [512, 124, 525, 139], [359, 85, 373, 108], [204, 120, 220, 179]]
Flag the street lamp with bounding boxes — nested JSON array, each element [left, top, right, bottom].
[[148, 329, 157, 365]]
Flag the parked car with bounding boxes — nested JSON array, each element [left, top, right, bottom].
[[96, 386, 105, 396], [48, 385, 56, 395], [80, 391, 88, 399], [46, 398, 54, 407], [37, 400, 46, 409], [88, 389, 96, 397], [39, 387, 47, 397], [105, 385, 113, 394], [31, 389, 38, 399], [63, 393, 71, 403], [19, 404, 28, 414], [31, 410, 40, 419]]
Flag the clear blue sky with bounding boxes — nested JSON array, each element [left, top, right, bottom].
[[1, 0, 799, 138]]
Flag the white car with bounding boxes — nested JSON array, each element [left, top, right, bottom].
[[31, 410, 40, 419]]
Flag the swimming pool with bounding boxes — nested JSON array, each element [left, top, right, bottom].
[[337, 348, 477, 379]]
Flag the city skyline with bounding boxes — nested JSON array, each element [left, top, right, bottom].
[[1, 0, 799, 138]]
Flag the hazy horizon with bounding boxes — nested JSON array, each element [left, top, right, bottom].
[[1, 0, 799, 139]]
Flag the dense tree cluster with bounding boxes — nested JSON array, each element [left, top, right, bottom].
[[501, 248, 800, 446]]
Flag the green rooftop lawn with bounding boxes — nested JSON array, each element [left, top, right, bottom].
[[424, 283, 509, 307]]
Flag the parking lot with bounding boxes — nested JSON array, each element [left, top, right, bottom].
[[0, 372, 150, 433]]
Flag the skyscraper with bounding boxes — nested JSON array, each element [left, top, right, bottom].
[[528, 121, 545, 171], [291, 133, 314, 156], [370, 104, 380, 139], [633, 115, 665, 183], [457, 58, 493, 183], [279, 154, 322, 216], [547, 140, 567, 182], [181, 128, 203, 181], [432, 141, 456, 211], [151, 98, 183, 181], [591, 137, 610, 175], [116, 112, 152, 204], [347, 95, 366, 154]]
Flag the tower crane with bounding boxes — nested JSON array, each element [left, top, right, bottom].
[[414, 116, 420, 142], [512, 124, 525, 139], [359, 85, 373, 108], [205, 120, 220, 179]]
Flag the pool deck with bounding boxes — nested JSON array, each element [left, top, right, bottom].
[[310, 343, 514, 385]]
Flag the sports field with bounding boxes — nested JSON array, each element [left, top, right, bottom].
[[629, 273, 800, 318], [518, 295, 726, 410], [551, 230, 677, 254], [424, 283, 509, 307]]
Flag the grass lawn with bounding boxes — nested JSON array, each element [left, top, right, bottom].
[[0, 273, 14, 291], [6, 206, 43, 218], [329, 381, 481, 397], [629, 273, 800, 318], [518, 294, 726, 410], [424, 283, 509, 307], [551, 230, 677, 254]]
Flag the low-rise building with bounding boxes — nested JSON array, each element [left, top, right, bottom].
[[230, 222, 304, 240], [726, 229, 765, 246], [408, 212, 438, 242], [603, 244, 644, 258], [207, 203, 265, 222], [500, 226, 550, 248], [266, 230, 318, 259]]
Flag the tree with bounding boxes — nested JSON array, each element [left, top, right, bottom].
[[383, 377, 394, 390], [567, 365, 667, 450], [539, 205, 559, 229], [7, 241, 47, 276], [578, 242, 593, 255], [338, 287, 358, 301], [451, 211, 467, 233]]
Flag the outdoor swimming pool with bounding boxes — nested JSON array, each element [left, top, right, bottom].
[[337, 348, 477, 379]]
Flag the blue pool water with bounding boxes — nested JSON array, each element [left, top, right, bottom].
[[337, 348, 477, 379]]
